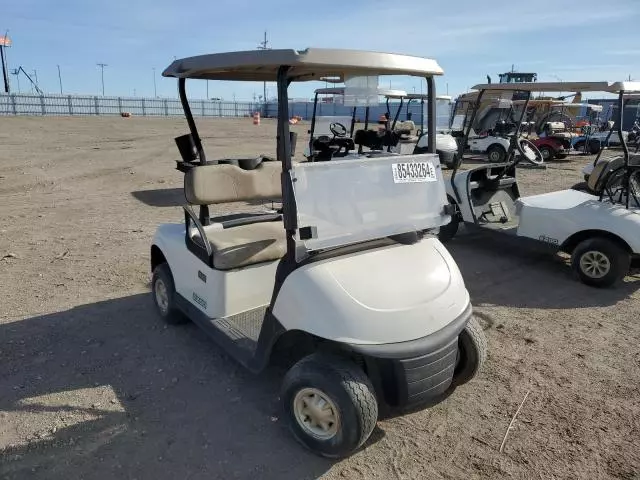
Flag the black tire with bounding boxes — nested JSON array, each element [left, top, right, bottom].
[[486, 144, 506, 163], [571, 237, 630, 288], [555, 153, 568, 160], [538, 145, 553, 161], [588, 139, 602, 155], [571, 181, 591, 193], [438, 196, 460, 243], [151, 263, 188, 324], [281, 353, 378, 458], [573, 140, 585, 152], [450, 317, 487, 388]]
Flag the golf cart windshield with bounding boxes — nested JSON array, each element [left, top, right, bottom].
[[292, 153, 448, 251]]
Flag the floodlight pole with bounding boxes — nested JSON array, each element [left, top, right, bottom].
[[57, 65, 63, 94], [153, 67, 157, 97], [97, 63, 107, 96], [257, 31, 270, 112]]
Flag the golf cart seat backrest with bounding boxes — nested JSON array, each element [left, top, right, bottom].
[[185, 163, 282, 205], [185, 163, 286, 270], [395, 120, 416, 133], [588, 156, 625, 193]]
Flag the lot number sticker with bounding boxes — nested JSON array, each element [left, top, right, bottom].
[[392, 162, 437, 183]]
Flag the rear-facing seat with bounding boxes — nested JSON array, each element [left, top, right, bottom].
[[184, 162, 286, 270]]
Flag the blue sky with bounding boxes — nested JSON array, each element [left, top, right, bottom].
[[3, 0, 640, 100]]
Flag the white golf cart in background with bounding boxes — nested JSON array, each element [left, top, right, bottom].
[[151, 48, 486, 457], [440, 81, 640, 288], [451, 96, 542, 165], [306, 87, 459, 167]]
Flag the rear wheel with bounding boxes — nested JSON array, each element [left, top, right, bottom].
[[281, 353, 378, 458], [571, 237, 630, 287], [151, 263, 188, 324], [451, 317, 487, 388], [555, 153, 568, 160], [486, 144, 506, 163]]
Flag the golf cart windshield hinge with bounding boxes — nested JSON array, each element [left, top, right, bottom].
[[298, 226, 317, 240], [443, 204, 457, 216]]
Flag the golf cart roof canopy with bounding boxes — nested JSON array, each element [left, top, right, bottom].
[[163, 48, 444, 82], [470, 81, 640, 93], [313, 87, 408, 97], [405, 93, 452, 101]]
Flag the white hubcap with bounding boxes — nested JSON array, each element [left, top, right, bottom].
[[489, 150, 501, 162], [155, 278, 169, 314], [293, 388, 340, 440], [580, 251, 611, 279]]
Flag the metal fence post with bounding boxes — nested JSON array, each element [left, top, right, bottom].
[[201, 100, 205, 117], [68, 95, 73, 115], [164, 99, 169, 116], [117, 97, 123, 115], [93, 96, 99, 115], [141, 98, 146, 116], [234, 101, 238, 117], [40, 95, 46, 115], [10, 94, 17, 115]]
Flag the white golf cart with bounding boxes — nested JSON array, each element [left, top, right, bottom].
[[440, 81, 640, 288], [306, 87, 459, 167], [151, 48, 486, 458], [451, 96, 542, 165]]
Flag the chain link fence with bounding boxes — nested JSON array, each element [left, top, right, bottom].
[[0, 93, 455, 126]]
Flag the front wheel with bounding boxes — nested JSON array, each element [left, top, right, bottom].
[[486, 144, 507, 163], [538, 145, 553, 161], [450, 316, 487, 388], [281, 353, 378, 458], [571, 237, 630, 287]]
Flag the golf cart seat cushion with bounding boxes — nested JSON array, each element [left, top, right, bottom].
[[198, 221, 286, 269], [185, 163, 281, 204]]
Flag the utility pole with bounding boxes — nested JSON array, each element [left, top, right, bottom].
[[57, 65, 63, 94], [97, 63, 107, 96], [257, 31, 270, 105], [152, 67, 157, 97]]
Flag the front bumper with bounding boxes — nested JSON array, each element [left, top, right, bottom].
[[347, 302, 472, 408]]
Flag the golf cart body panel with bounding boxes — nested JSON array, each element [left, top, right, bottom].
[[152, 224, 280, 319], [515, 190, 640, 251], [273, 238, 470, 344]]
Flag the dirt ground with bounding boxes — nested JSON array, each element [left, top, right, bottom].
[[0, 116, 639, 480]]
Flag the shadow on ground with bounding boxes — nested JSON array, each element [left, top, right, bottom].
[[447, 227, 639, 309], [0, 294, 337, 480], [131, 188, 184, 207]]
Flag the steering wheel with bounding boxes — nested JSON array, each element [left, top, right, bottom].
[[330, 122, 348, 138], [515, 138, 544, 166]]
